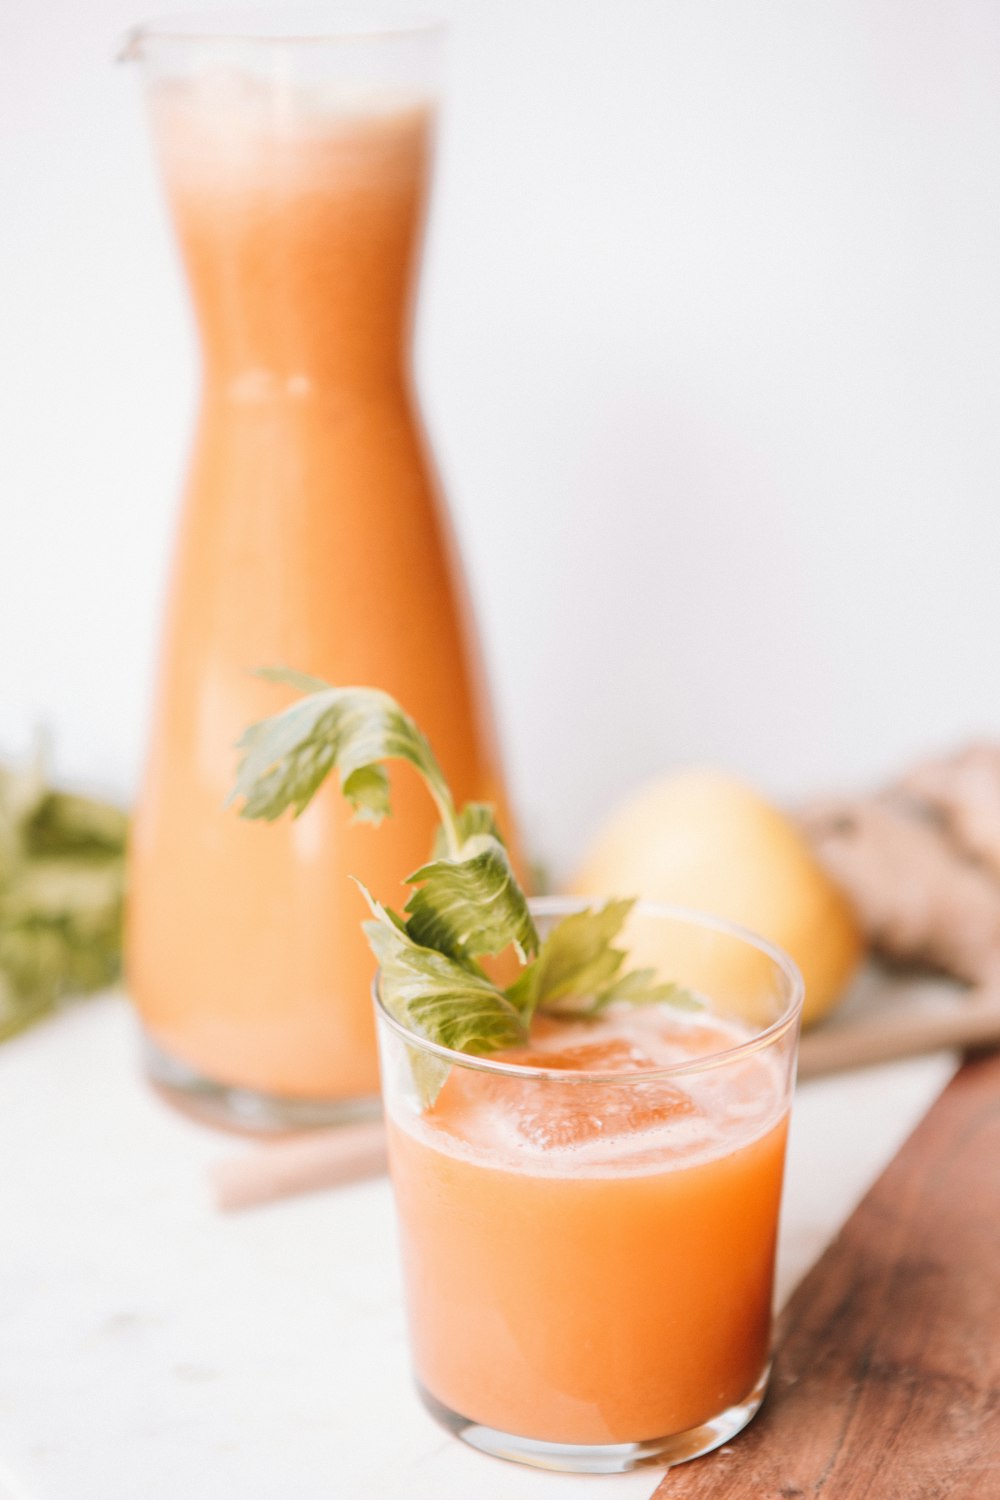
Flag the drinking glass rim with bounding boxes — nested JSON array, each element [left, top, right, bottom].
[[121, 7, 447, 54], [374, 895, 805, 1084]]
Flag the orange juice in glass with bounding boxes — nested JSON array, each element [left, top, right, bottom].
[[122, 14, 515, 1126], [376, 898, 803, 1473]]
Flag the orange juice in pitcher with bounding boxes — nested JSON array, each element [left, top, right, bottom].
[[123, 13, 516, 1126]]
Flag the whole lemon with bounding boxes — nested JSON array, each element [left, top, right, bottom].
[[570, 770, 863, 1026]]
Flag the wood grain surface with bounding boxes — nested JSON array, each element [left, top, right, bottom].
[[652, 1050, 1000, 1499], [797, 987, 1000, 1079], [211, 1117, 388, 1210]]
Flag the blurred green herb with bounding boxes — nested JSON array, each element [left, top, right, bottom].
[[0, 751, 127, 1042]]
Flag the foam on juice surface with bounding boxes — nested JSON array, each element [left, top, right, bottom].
[[150, 71, 435, 193], [399, 1005, 787, 1179]]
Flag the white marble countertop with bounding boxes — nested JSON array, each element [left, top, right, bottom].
[[0, 995, 956, 1500]]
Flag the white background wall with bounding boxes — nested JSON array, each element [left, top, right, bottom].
[[2, 0, 999, 875]]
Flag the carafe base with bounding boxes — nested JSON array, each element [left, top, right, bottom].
[[142, 1032, 381, 1134]]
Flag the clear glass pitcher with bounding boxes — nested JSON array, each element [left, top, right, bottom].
[[122, 9, 517, 1128]]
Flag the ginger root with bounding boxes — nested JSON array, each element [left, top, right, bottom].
[[899, 744, 1000, 882], [799, 744, 1000, 990]]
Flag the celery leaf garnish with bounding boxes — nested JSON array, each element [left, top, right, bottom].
[[233, 674, 700, 1104], [583, 967, 702, 1014], [505, 898, 634, 1022], [431, 801, 506, 856], [505, 899, 698, 1023], [232, 672, 453, 831], [361, 889, 527, 1105], [405, 835, 537, 964]]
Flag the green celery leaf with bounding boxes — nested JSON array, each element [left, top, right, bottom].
[[362, 888, 526, 1105], [506, 898, 634, 1021], [431, 801, 506, 857], [404, 833, 538, 963], [255, 666, 335, 695], [0, 759, 126, 1044], [341, 764, 391, 825], [584, 967, 701, 1014], [232, 675, 701, 1098], [232, 675, 452, 826], [507, 899, 702, 1023], [25, 792, 129, 859]]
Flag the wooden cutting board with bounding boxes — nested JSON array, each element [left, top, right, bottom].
[[652, 1049, 1000, 1499], [796, 970, 1000, 1079]]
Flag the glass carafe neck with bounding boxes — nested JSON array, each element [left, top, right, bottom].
[[152, 87, 435, 388], [126, 16, 445, 389]]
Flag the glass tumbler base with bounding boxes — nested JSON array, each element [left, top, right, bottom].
[[417, 1362, 771, 1475], [142, 1032, 381, 1133]]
